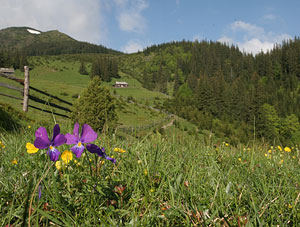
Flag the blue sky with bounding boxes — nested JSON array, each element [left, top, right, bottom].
[[0, 0, 299, 54]]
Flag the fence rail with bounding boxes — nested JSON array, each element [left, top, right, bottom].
[[0, 66, 72, 118]]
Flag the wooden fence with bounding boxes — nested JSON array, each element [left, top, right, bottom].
[[0, 66, 72, 118]]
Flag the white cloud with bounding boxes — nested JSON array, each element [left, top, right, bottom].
[[263, 14, 276, 20], [122, 40, 144, 53], [219, 20, 291, 54], [0, 0, 107, 44], [114, 0, 148, 33]]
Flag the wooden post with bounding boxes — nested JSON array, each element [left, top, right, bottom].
[[23, 66, 29, 112]]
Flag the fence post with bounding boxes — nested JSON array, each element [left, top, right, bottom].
[[23, 66, 29, 112]]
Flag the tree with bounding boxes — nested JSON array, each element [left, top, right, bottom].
[[72, 77, 118, 132], [79, 61, 88, 75]]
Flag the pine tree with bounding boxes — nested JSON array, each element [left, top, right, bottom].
[[72, 77, 118, 132], [79, 61, 88, 75]]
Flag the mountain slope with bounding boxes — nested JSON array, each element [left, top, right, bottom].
[[0, 27, 121, 55]]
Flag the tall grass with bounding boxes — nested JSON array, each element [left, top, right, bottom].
[[1, 124, 300, 226]]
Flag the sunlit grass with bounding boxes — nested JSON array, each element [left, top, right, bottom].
[[1, 124, 300, 225]]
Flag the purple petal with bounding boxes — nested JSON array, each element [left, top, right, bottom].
[[51, 124, 60, 142], [38, 184, 42, 200], [35, 127, 50, 144], [34, 137, 50, 149], [65, 134, 78, 145], [47, 148, 60, 162], [71, 145, 85, 158], [80, 124, 97, 143], [105, 154, 116, 164], [52, 134, 66, 147], [86, 144, 100, 154], [73, 123, 80, 139]]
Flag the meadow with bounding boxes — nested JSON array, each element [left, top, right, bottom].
[[1, 121, 300, 226], [1, 55, 300, 226]]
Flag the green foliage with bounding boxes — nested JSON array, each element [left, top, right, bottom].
[[72, 77, 118, 132], [78, 61, 88, 75]]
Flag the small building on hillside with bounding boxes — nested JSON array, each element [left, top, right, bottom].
[[113, 81, 129, 88], [0, 68, 14, 75]]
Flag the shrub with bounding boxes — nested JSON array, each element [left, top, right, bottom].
[[71, 77, 118, 133]]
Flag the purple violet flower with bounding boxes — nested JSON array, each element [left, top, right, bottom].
[[34, 124, 66, 162], [38, 184, 42, 200], [86, 144, 116, 164], [65, 123, 98, 158]]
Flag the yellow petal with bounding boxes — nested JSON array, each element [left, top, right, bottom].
[[26, 142, 39, 154]]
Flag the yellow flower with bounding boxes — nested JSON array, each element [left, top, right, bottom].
[[74, 160, 81, 166], [114, 147, 126, 153], [264, 153, 268, 157], [26, 142, 39, 154], [288, 204, 293, 209], [225, 143, 229, 147], [61, 150, 73, 164], [150, 188, 155, 193], [268, 149, 272, 154], [55, 161, 62, 170], [28, 125, 31, 129], [278, 159, 284, 165], [11, 159, 18, 165], [238, 158, 242, 162], [137, 160, 142, 164], [277, 146, 282, 151], [144, 169, 148, 176], [284, 147, 291, 152]]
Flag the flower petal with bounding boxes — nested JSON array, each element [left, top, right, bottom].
[[35, 127, 50, 144], [47, 148, 60, 162], [51, 124, 61, 142], [71, 145, 85, 158], [105, 154, 116, 164], [73, 123, 80, 139], [52, 134, 66, 147], [65, 134, 78, 145], [86, 144, 100, 154], [34, 137, 49, 149], [80, 124, 98, 143]]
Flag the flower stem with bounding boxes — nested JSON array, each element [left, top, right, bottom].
[[28, 162, 53, 227]]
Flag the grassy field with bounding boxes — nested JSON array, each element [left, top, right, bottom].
[[0, 55, 171, 130], [1, 122, 300, 226]]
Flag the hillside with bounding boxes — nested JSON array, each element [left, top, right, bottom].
[[0, 27, 121, 55]]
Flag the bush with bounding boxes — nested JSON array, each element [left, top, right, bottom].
[[71, 77, 118, 133]]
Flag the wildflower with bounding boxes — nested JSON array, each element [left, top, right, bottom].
[[264, 153, 268, 157], [65, 123, 97, 158], [150, 188, 155, 193], [55, 161, 62, 170], [277, 146, 282, 151], [284, 147, 291, 152], [225, 143, 229, 147], [61, 150, 73, 164], [137, 160, 142, 164], [11, 159, 18, 165], [144, 169, 148, 176], [38, 184, 42, 199], [86, 144, 116, 163], [288, 204, 293, 209], [268, 149, 272, 154], [0, 141, 5, 149], [34, 124, 66, 162], [238, 158, 242, 162], [28, 125, 31, 129], [26, 142, 39, 154], [114, 147, 126, 153]]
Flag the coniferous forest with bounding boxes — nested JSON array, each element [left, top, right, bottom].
[[125, 38, 300, 145]]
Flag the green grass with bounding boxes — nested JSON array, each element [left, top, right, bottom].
[[1, 125, 300, 225], [0, 55, 170, 130]]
